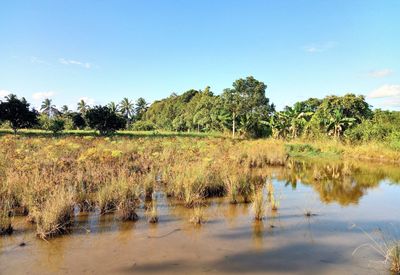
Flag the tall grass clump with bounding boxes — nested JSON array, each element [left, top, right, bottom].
[[34, 187, 75, 239], [97, 183, 120, 214], [190, 205, 206, 225], [166, 162, 206, 207], [147, 194, 158, 223], [0, 200, 13, 235], [252, 187, 267, 221], [116, 177, 141, 221], [266, 179, 279, 211], [353, 227, 400, 274]]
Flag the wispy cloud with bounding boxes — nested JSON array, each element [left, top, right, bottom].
[[0, 89, 12, 98], [367, 69, 393, 78], [368, 84, 400, 99], [59, 58, 91, 69], [32, 91, 55, 100], [303, 42, 337, 53], [30, 56, 49, 65], [381, 98, 400, 108]]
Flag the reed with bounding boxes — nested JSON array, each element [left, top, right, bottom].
[[147, 194, 159, 223], [190, 205, 206, 225], [252, 188, 267, 221], [34, 187, 75, 239], [0, 200, 13, 235]]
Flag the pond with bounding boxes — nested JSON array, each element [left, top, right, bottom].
[[1, 160, 400, 274]]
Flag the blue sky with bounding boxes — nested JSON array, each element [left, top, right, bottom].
[[0, 0, 399, 110]]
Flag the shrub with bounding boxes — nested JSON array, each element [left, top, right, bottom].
[[39, 114, 65, 134]]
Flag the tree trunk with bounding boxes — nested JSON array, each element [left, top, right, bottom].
[[232, 112, 236, 138]]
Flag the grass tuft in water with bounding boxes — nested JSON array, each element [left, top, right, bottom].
[[34, 187, 75, 240], [0, 200, 13, 235], [147, 193, 159, 223], [190, 205, 206, 225], [266, 179, 279, 211], [252, 188, 267, 221], [353, 226, 400, 274]]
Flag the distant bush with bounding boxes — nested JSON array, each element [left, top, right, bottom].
[[130, 120, 156, 131], [345, 110, 400, 144], [285, 143, 321, 156], [39, 114, 65, 134], [389, 132, 400, 151]]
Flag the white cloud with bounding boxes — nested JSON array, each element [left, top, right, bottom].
[[30, 56, 49, 65], [367, 69, 393, 78], [303, 42, 337, 53], [32, 91, 55, 100], [368, 84, 400, 99], [381, 98, 400, 108], [0, 89, 12, 98], [79, 96, 96, 106], [59, 58, 91, 69]]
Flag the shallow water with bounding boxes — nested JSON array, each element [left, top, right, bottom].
[[1, 161, 400, 274]]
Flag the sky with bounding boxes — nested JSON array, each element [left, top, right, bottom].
[[0, 0, 399, 111]]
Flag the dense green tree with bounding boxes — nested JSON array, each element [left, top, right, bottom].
[[68, 112, 86, 129], [310, 94, 371, 137], [0, 94, 38, 134], [143, 90, 199, 131], [222, 76, 274, 138], [85, 105, 125, 135]]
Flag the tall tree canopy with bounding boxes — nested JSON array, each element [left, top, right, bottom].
[[0, 94, 38, 133], [85, 105, 125, 135], [310, 94, 372, 137], [222, 76, 274, 137]]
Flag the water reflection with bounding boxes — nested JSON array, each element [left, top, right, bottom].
[[276, 160, 400, 206]]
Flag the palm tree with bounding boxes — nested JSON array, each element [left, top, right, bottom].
[[135, 97, 148, 120], [61, 105, 70, 114], [107, 102, 119, 113], [77, 99, 89, 114], [4, 94, 17, 101], [119, 98, 134, 119], [41, 98, 58, 117]]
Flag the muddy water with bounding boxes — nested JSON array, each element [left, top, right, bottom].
[[1, 162, 400, 274]]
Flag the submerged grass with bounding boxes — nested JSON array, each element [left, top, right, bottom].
[[353, 227, 400, 274], [190, 205, 206, 225]]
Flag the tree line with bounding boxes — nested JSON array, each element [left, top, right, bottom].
[[1, 76, 399, 145]]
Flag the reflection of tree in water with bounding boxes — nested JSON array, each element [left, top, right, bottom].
[[276, 160, 400, 206]]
